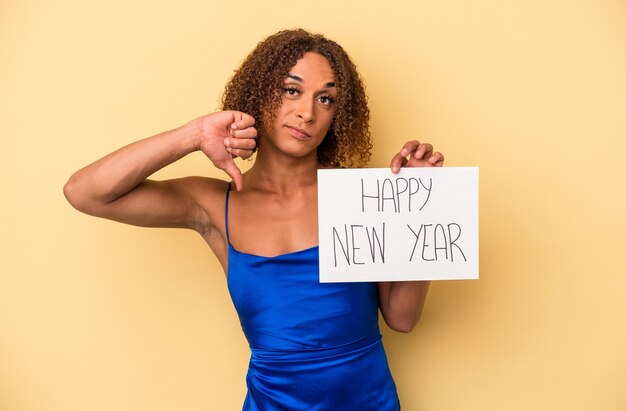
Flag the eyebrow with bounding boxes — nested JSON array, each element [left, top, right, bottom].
[[287, 74, 335, 88]]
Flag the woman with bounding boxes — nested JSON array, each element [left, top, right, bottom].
[[64, 29, 443, 410]]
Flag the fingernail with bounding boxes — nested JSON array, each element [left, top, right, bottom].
[[231, 123, 238, 130], [224, 138, 230, 146], [392, 166, 399, 173], [401, 149, 408, 156]]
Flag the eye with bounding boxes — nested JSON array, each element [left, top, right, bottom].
[[318, 95, 336, 106], [283, 86, 300, 97]]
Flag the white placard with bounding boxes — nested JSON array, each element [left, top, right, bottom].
[[317, 167, 479, 282]]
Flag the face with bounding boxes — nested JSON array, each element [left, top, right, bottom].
[[263, 52, 337, 160]]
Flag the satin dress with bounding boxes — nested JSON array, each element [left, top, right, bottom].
[[225, 188, 400, 411]]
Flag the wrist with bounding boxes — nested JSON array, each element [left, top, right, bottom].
[[182, 117, 204, 153]]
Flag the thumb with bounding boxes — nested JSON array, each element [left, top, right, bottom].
[[218, 159, 244, 191]]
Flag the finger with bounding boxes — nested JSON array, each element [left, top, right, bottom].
[[390, 152, 408, 173], [429, 152, 445, 166], [228, 148, 255, 159], [391, 141, 421, 173], [230, 126, 258, 140], [413, 143, 433, 160], [224, 136, 257, 151], [399, 140, 421, 158], [231, 112, 256, 130]]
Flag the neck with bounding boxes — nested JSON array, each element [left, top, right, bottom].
[[244, 148, 320, 194]]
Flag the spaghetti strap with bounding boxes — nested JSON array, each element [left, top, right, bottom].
[[224, 182, 231, 243]]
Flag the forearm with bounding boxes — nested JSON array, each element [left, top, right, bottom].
[[64, 119, 200, 210], [380, 139, 441, 332], [378, 281, 430, 333]]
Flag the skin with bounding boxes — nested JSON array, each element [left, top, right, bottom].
[[63, 52, 444, 333]]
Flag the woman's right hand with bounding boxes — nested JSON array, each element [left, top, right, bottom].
[[196, 111, 257, 191], [64, 110, 257, 229]]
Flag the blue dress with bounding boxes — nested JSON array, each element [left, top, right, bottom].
[[225, 187, 400, 410]]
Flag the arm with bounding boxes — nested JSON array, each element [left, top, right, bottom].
[[378, 140, 444, 333], [63, 111, 257, 230]]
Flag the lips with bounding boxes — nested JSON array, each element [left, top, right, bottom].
[[285, 125, 312, 140]]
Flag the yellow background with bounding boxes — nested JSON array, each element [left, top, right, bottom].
[[1, 0, 625, 410]]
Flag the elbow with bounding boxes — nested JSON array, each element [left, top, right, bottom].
[[378, 280, 430, 334], [389, 323, 415, 334], [385, 312, 422, 334], [63, 174, 92, 213], [63, 176, 80, 208]]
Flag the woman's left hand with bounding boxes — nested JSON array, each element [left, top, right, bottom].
[[390, 140, 444, 173]]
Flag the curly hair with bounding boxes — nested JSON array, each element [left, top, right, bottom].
[[221, 29, 372, 168]]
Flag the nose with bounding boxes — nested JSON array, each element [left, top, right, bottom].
[[296, 97, 315, 123]]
